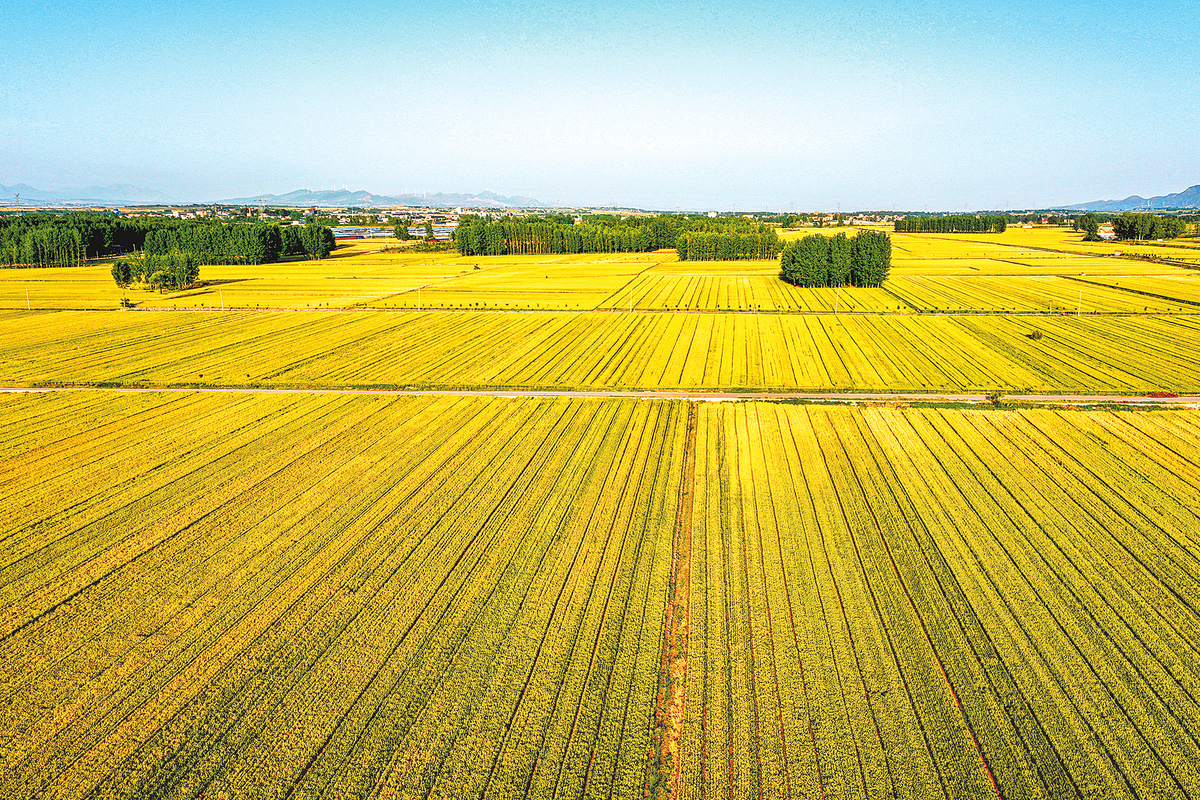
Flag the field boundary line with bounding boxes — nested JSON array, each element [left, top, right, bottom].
[[5, 385, 1200, 408], [108, 304, 1200, 316], [593, 258, 663, 310], [655, 403, 697, 798]]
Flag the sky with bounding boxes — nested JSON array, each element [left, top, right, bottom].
[[1, 0, 1197, 210]]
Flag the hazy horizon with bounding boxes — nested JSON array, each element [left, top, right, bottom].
[[3, 0, 1197, 211]]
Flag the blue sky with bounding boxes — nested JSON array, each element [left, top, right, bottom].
[[1, 0, 1196, 209]]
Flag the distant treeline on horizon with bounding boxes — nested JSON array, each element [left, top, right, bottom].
[[894, 215, 1008, 234]]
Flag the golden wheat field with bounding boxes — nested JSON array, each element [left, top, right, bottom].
[[2, 307, 1200, 393], [4, 225, 1200, 799], [4, 392, 1200, 798]]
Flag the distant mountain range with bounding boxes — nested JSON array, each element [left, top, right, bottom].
[[0, 183, 544, 209], [219, 188, 546, 209], [6, 179, 1195, 213], [1060, 184, 1200, 212], [1, 182, 169, 206]]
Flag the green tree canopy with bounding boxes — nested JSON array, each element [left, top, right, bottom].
[[781, 231, 891, 287]]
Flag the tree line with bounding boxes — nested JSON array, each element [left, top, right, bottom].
[[456, 219, 647, 255], [0, 224, 86, 268], [0, 212, 163, 267], [144, 222, 334, 264], [453, 214, 775, 257], [780, 231, 892, 287], [675, 228, 781, 261], [1110, 212, 1186, 241], [894, 215, 1007, 233], [1, 212, 335, 268], [280, 225, 337, 259]]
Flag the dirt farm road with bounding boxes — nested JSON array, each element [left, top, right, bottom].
[[3, 386, 1199, 408]]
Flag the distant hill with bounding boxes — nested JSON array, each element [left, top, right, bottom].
[[219, 188, 546, 209], [1060, 184, 1200, 212], [0, 183, 543, 208], [0, 183, 169, 205]]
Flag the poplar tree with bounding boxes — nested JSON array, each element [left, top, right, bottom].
[[828, 233, 852, 286], [850, 230, 892, 287], [111, 258, 132, 288]]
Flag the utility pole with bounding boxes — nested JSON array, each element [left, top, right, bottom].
[[220, 288, 224, 311], [26, 288, 30, 310], [835, 287, 840, 314], [1077, 287, 1082, 317]]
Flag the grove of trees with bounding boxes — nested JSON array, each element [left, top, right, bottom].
[[0, 212, 162, 267], [111, 251, 200, 291], [454, 214, 777, 257], [1, 213, 335, 268], [780, 231, 892, 287], [0, 225, 86, 267], [674, 228, 781, 261], [145, 221, 334, 263], [894, 215, 1007, 233], [144, 223, 281, 265], [280, 225, 337, 259], [456, 217, 655, 256], [1110, 212, 1187, 241], [1076, 212, 1102, 241]]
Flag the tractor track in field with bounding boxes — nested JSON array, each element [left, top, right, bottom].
[[109, 305, 1200, 316], [654, 403, 697, 798], [3, 386, 1200, 408]]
